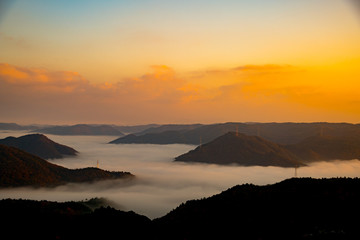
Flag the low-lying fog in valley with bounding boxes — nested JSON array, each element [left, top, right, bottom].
[[1, 131, 360, 219]]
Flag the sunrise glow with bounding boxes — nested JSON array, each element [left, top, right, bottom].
[[0, 0, 359, 124]]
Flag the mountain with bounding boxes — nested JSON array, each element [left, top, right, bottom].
[[0, 134, 77, 159], [175, 132, 304, 167], [0, 122, 39, 130], [0, 144, 133, 187], [285, 135, 360, 162], [110, 122, 360, 145], [35, 124, 124, 136], [0, 199, 152, 239], [154, 177, 360, 239]]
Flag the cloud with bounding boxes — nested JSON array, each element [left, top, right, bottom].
[[1, 62, 359, 124], [232, 64, 293, 72], [0, 63, 191, 123], [0, 63, 87, 90], [119, 65, 185, 103], [0, 32, 31, 49]]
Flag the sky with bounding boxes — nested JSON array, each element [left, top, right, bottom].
[[0, 0, 360, 124]]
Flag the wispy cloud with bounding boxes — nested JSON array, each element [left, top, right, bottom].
[[0, 32, 31, 49]]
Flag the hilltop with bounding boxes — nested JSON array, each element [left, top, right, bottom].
[[0, 134, 77, 159], [175, 131, 360, 166], [175, 132, 304, 167]]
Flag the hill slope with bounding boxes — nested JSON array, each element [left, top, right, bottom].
[[175, 132, 304, 167], [0, 134, 77, 159], [0, 144, 133, 187]]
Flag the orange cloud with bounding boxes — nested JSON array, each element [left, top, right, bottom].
[[0, 62, 359, 124], [0, 63, 29, 80], [0, 63, 88, 91]]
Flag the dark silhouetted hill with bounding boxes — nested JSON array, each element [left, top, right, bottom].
[[175, 132, 304, 167], [1, 178, 360, 239], [0, 198, 152, 240], [0, 134, 77, 159], [154, 177, 360, 239], [0, 144, 133, 187], [35, 124, 124, 136]]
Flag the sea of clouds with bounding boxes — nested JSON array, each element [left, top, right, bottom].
[[1, 131, 360, 219]]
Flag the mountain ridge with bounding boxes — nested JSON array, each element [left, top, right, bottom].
[[34, 124, 124, 136], [110, 122, 360, 145]]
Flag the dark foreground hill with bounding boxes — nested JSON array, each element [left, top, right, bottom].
[[154, 177, 360, 240], [175, 132, 304, 167], [0, 198, 152, 240], [0, 134, 77, 159], [1, 178, 360, 239], [35, 124, 124, 136], [0, 144, 133, 187]]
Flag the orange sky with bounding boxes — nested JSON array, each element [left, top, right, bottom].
[[0, 1, 360, 124]]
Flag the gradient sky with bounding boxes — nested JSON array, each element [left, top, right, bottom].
[[1, 0, 360, 124]]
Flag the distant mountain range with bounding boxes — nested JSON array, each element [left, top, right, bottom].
[[2, 122, 360, 141], [34, 124, 125, 136], [0, 122, 159, 135], [0, 122, 39, 130], [133, 124, 203, 135], [0, 144, 133, 187], [110, 122, 360, 145], [0, 134, 77, 159], [285, 135, 360, 162], [2, 178, 360, 239], [108, 122, 360, 167]]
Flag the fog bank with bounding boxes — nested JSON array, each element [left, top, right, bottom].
[[1, 132, 360, 219]]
